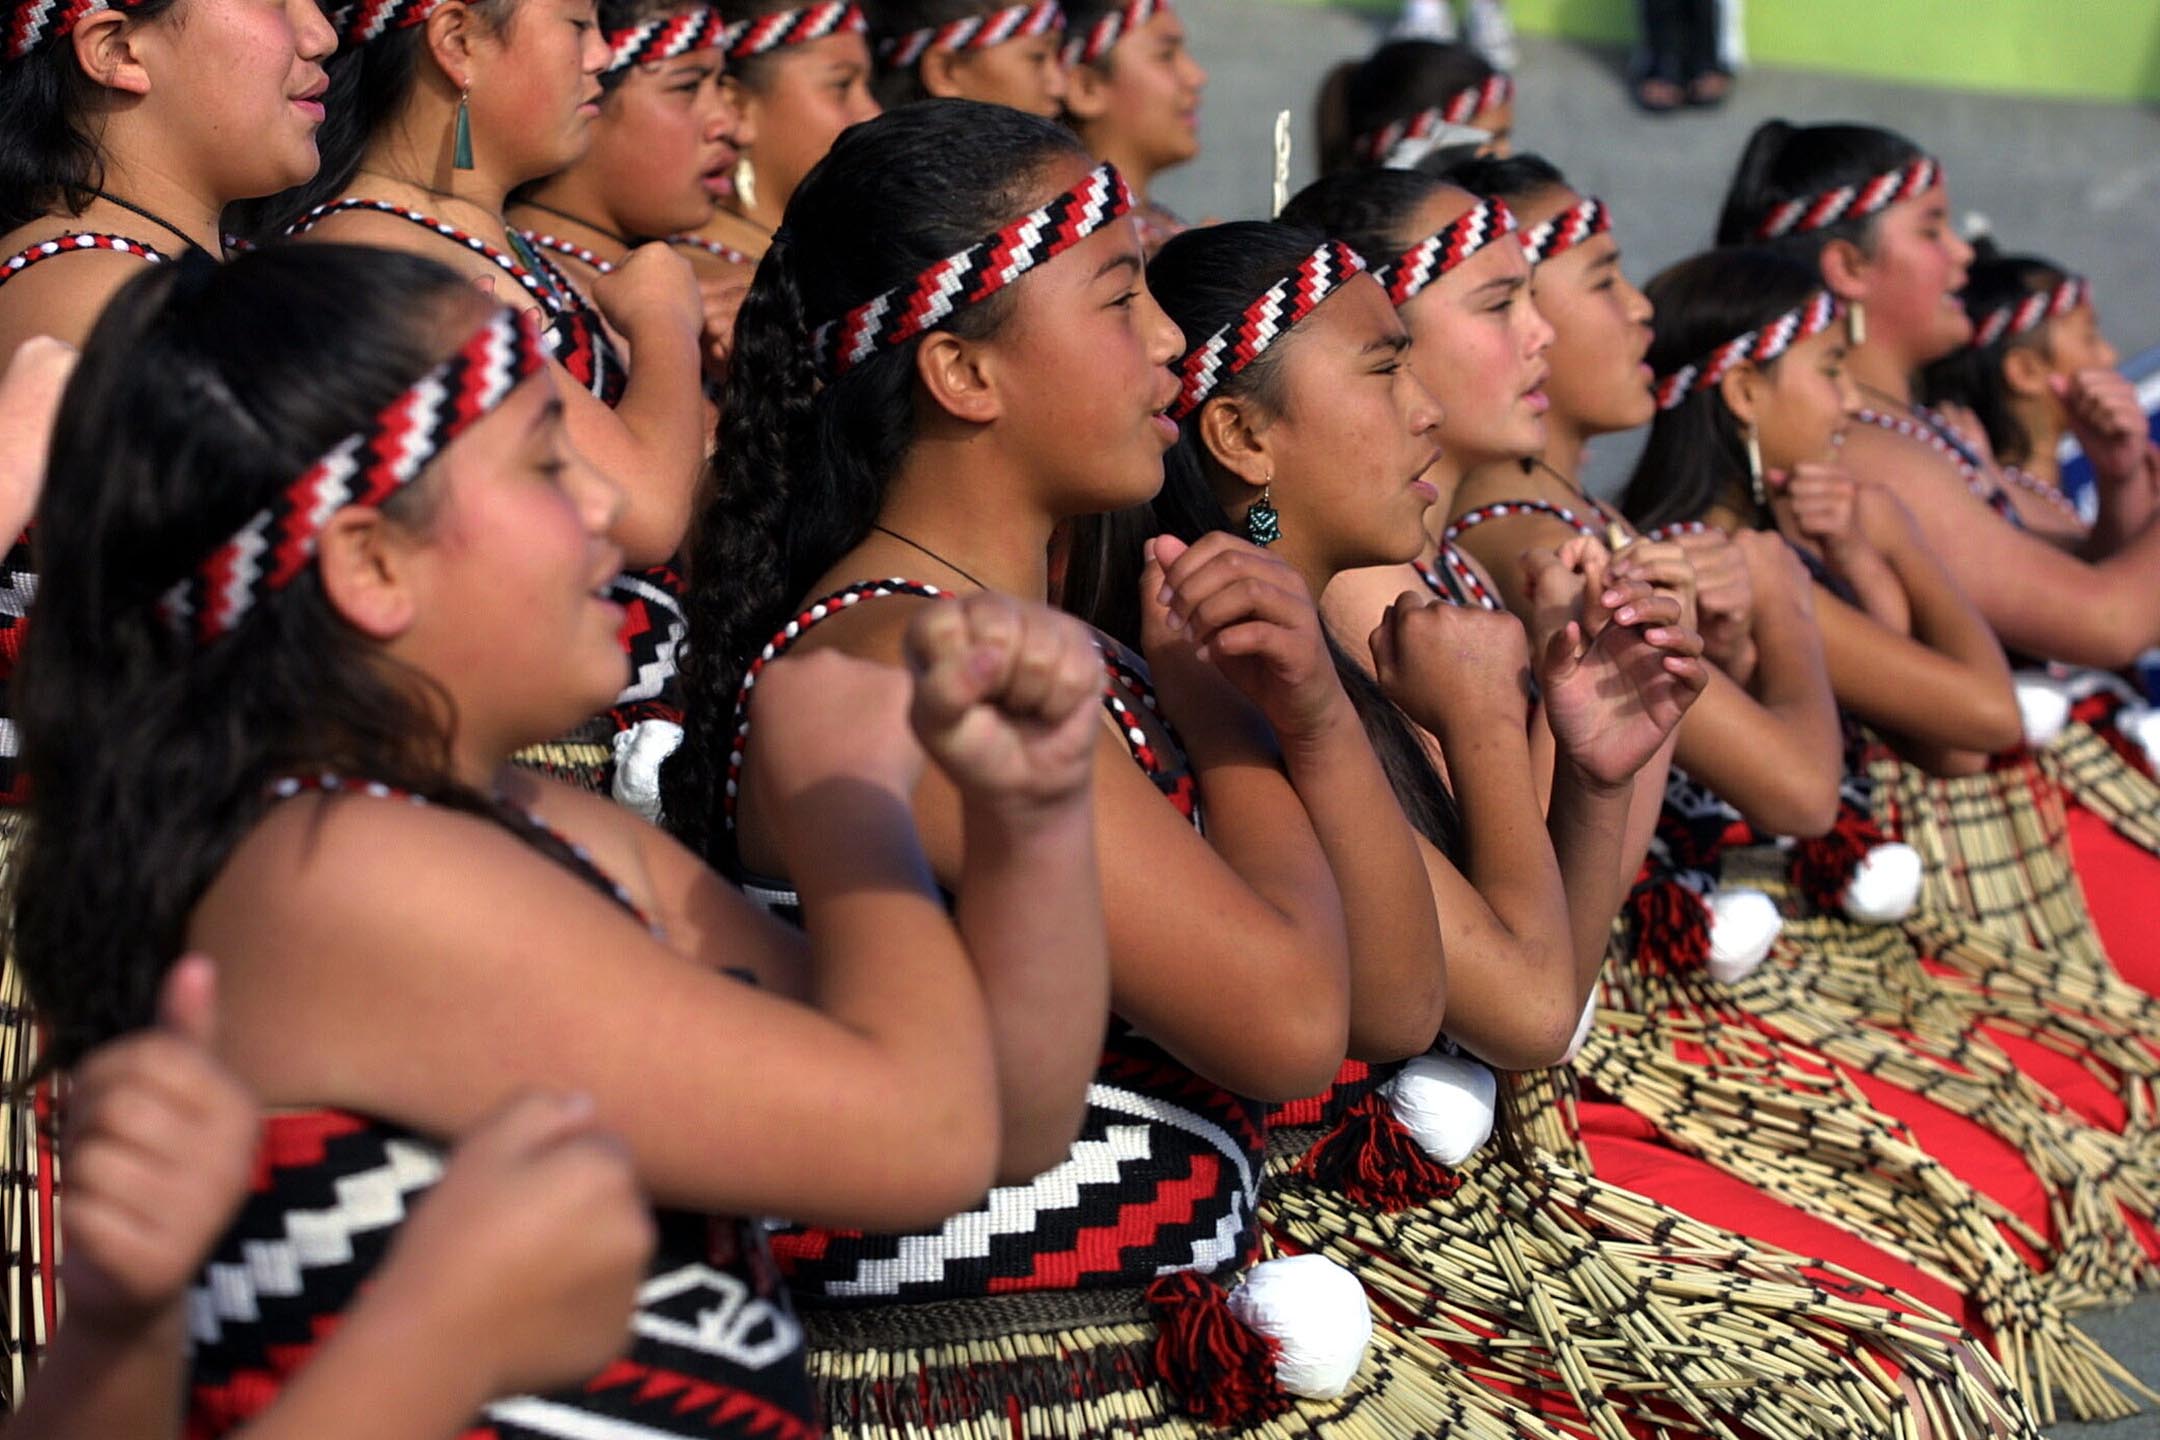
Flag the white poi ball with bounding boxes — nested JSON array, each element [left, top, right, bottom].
[[1386, 1052, 1497, 1166], [1226, 1254, 1374, 1400], [1705, 887, 1781, 984]]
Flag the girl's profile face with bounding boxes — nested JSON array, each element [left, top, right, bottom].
[[1855, 183, 1973, 365], [1518, 189, 1655, 440], [731, 33, 880, 213], [1748, 325, 1854, 474], [937, 28, 1067, 117], [584, 46, 734, 237], [469, 0, 613, 186], [1082, 9, 1206, 172]]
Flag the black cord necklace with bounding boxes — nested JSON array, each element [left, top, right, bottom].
[[89, 189, 216, 257], [871, 524, 989, 592], [514, 199, 634, 251]]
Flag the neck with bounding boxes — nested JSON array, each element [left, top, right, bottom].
[[1847, 340, 1915, 409], [508, 184, 632, 266], [76, 150, 224, 253], [1538, 414, 1589, 484], [872, 439, 1056, 601], [361, 99, 514, 219], [2012, 406, 2063, 485], [1078, 128, 1156, 201]]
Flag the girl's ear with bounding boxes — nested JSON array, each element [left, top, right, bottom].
[[1196, 393, 1273, 493], [1718, 361, 1765, 432], [918, 48, 965, 100], [422, 0, 484, 85], [914, 330, 1002, 425], [2000, 343, 2054, 401], [69, 9, 153, 96], [1818, 236, 1871, 306], [317, 509, 421, 640], [1062, 60, 1113, 123]]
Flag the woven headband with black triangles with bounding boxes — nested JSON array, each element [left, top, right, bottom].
[[1375, 196, 1516, 306], [1062, 0, 1163, 67], [1652, 289, 1842, 411], [1520, 196, 1610, 265], [604, 5, 738, 76], [725, 0, 863, 59], [1972, 275, 2089, 349], [1752, 156, 1941, 241], [160, 307, 550, 644], [1170, 240, 1368, 421], [810, 162, 1132, 380], [1352, 74, 1513, 165], [879, 0, 1062, 68], [5, 0, 151, 61]]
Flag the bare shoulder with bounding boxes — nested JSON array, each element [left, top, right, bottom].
[[0, 245, 162, 352], [1839, 421, 1967, 496]]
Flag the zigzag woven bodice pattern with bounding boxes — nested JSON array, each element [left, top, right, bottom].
[[727, 582, 1266, 1304]]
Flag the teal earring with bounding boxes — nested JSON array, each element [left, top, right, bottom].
[[1245, 484, 1281, 547], [452, 84, 475, 171]]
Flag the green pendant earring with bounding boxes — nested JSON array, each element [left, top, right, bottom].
[[452, 87, 475, 171], [1245, 485, 1281, 547]]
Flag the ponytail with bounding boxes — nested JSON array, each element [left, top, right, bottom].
[[1714, 118, 1927, 256]]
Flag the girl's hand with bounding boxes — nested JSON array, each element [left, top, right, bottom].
[[59, 956, 259, 1329], [1143, 533, 1350, 747], [2052, 368, 2149, 486], [1368, 590, 1533, 741], [1534, 562, 1709, 786], [1607, 537, 1701, 632], [376, 1092, 654, 1399], [1671, 529, 1756, 673], [1771, 462, 1865, 556], [698, 273, 752, 383], [590, 244, 703, 343], [904, 592, 1102, 818]]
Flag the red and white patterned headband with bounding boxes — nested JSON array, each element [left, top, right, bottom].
[[1520, 196, 1609, 265], [1062, 0, 1163, 67], [1972, 275, 2089, 349], [1170, 240, 1368, 421], [160, 307, 550, 644], [332, 0, 447, 46], [811, 161, 1131, 380], [1376, 196, 1517, 306], [4, 0, 151, 62], [1353, 74, 1513, 165], [604, 5, 732, 76], [1753, 156, 1941, 241], [879, 0, 1062, 68], [1652, 289, 1842, 411], [726, 1, 863, 59]]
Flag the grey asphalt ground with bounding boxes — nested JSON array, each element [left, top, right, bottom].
[[1153, 5, 2160, 1432]]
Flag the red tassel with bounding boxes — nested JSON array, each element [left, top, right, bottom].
[[1293, 1091, 1461, 1213], [1626, 874, 1711, 976], [2072, 692, 2157, 782], [1143, 1271, 1293, 1427], [1788, 802, 1888, 912]]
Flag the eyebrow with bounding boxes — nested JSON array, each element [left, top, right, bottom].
[[1469, 275, 1523, 299], [1361, 332, 1412, 356], [665, 61, 716, 80], [1095, 252, 1142, 282], [528, 397, 566, 435]]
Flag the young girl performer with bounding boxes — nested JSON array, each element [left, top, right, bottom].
[[14, 957, 655, 1440], [1059, 0, 1205, 253], [670, 98, 1487, 1439], [1314, 39, 1513, 175], [669, 0, 878, 267], [1070, 218, 2046, 1440], [1719, 120, 2160, 989], [17, 242, 1112, 1438], [865, 0, 1067, 116], [1288, 163, 2148, 1422]]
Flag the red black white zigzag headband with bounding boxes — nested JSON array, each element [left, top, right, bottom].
[[160, 307, 550, 644], [1753, 156, 1941, 241], [879, 0, 1062, 68], [1353, 74, 1513, 165], [1652, 289, 1842, 411], [1520, 196, 1609, 265], [1972, 275, 2089, 349], [605, 6, 736, 76], [1376, 196, 1516, 306], [810, 162, 1132, 380], [1062, 0, 1164, 67], [4, 0, 153, 61], [332, 0, 443, 46], [726, 1, 863, 59], [1170, 241, 1368, 421]]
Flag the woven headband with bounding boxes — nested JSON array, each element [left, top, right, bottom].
[[160, 307, 550, 644], [1520, 196, 1610, 265], [1353, 74, 1513, 165], [1972, 275, 2088, 349], [1062, 0, 1163, 67], [604, 5, 736, 76], [1376, 196, 1517, 306], [4, 0, 153, 61], [810, 161, 1131, 380], [1753, 156, 1941, 241], [879, 0, 1062, 67], [332, 0, 447, 46], [1652, 289, 1842, 411], [1170, 240, 1368, 421], [726, 0, 863, 59]]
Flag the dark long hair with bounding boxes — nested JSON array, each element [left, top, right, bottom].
[[1918, 237, 2072, 466], [1060, 221, 1463, 859], [1619, 247, 1823, 534], [13, 245, 539, 1065], [864, 0, 1009, 107], [1315, 40, 1501, 176], [1714, 118, 1928, 258], [664, 99, 1087, 860], [1442, 150, 1564, 207], [0, 0, 184, 230], [1276, 166, 1447, 269], [228, 0, 513, 241]]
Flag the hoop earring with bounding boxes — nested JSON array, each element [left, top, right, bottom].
[[1745, 425, 1767, 511], [1245, 484, 1281, 547], [452, 84, 475, 171], [1846, 300, 1866, 348], [733, 155, 758, 212]]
